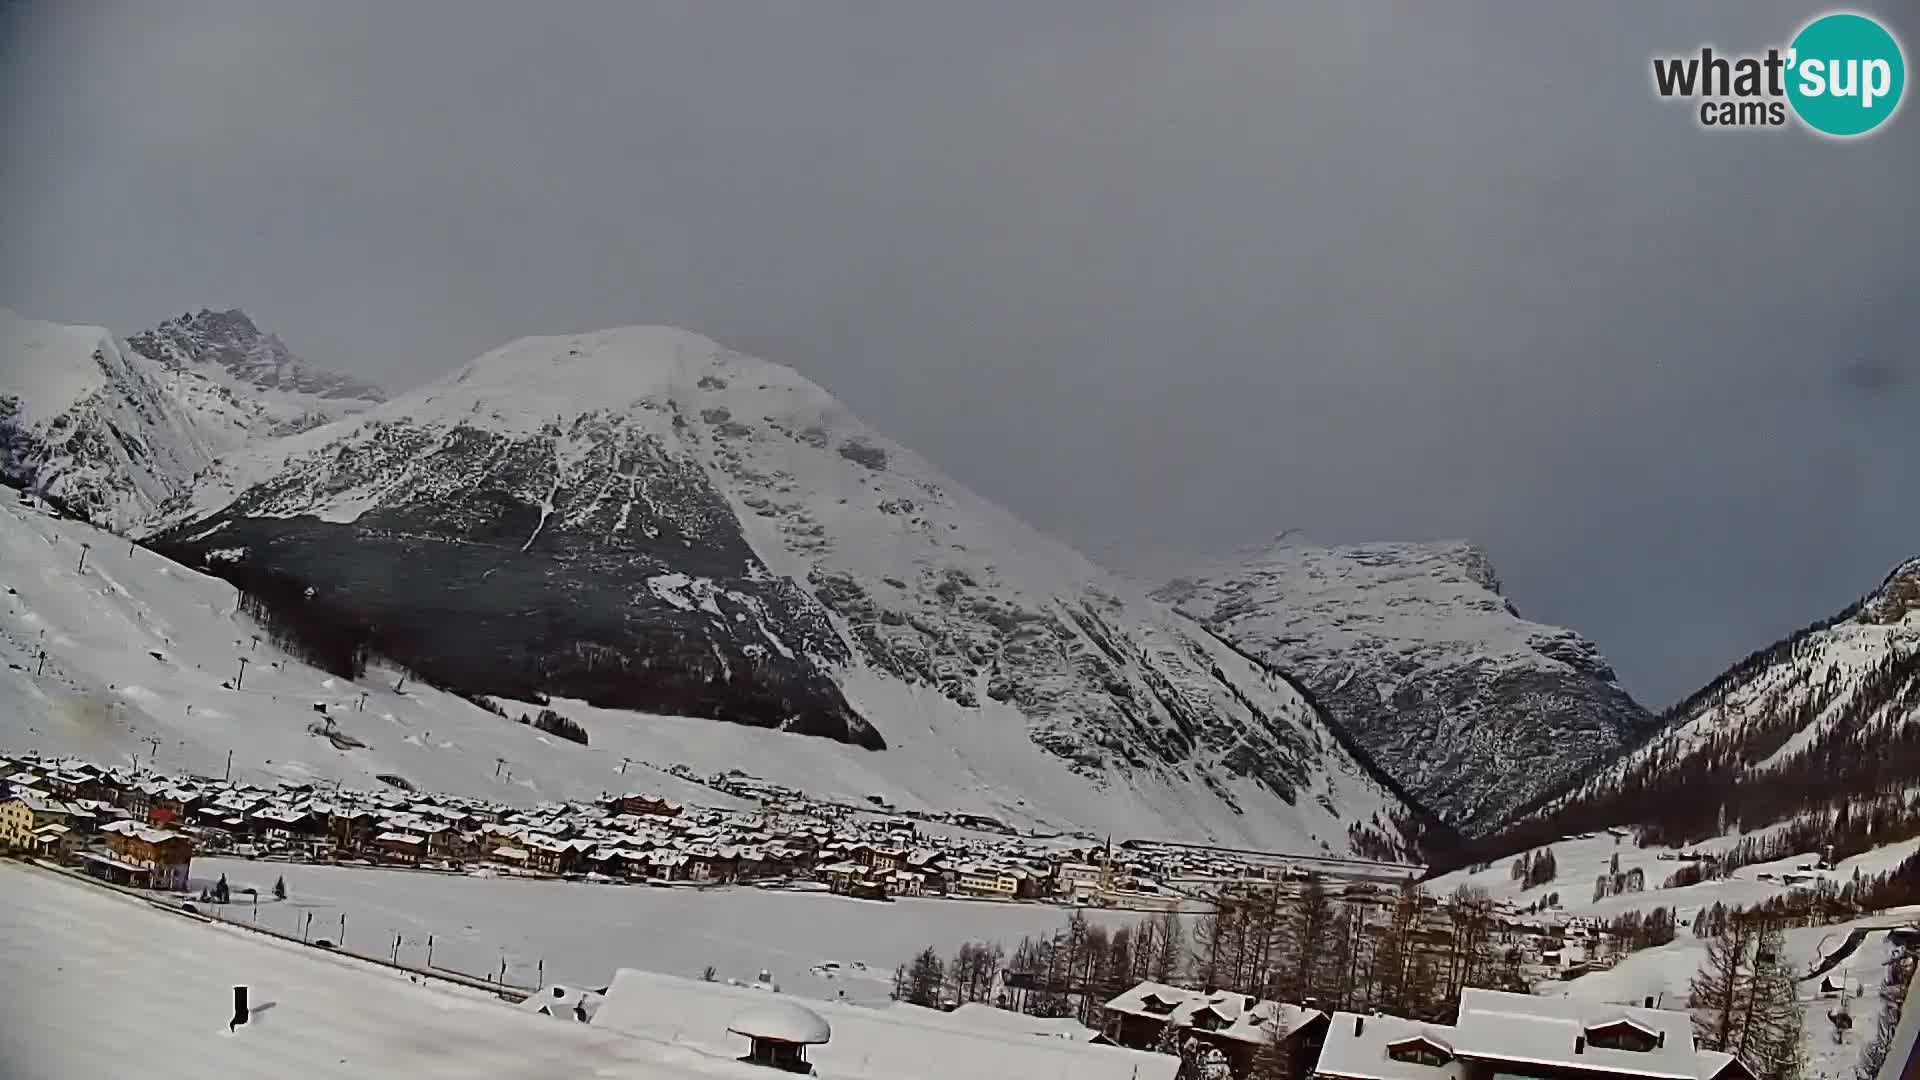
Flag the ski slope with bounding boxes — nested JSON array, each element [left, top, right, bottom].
[[0, 497, 742, 811], [0, 499, 1352, 839]]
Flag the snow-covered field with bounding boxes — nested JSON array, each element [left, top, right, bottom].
[[191, 856, 1122, 1001], [0, 861, 755, 1079]]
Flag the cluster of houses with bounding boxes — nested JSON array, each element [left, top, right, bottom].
[[1, 750, 1379, 908], [575, 967, 1762, 1080], [1095, 981, 1759, 1080]]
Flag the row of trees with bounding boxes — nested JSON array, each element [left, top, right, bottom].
[[1511, 847, 1558, 888], [893, 878, 1535, 1034]]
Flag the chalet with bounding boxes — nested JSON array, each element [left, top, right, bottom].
[[32, 822, 78, 860], [327, 807, 378, 850], [91, 820, 194, 890], [251, 806, 315, 842], [526, 835, 595, 875], [857, 845, 906, 873], [146, 786, 199, 828], [607, 793, 684, 819], [1314, 990, 1757, 1080], [373, 831, 426, 864], [1104, 982, 1326, 1079], [685, 847, 737, 883]]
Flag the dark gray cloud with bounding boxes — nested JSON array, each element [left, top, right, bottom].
[[3, 1, 1915, 707]]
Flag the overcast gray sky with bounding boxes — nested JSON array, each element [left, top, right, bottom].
[[2, 1, 1915, 708]]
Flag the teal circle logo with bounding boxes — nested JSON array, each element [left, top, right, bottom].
[[1787, 12, 1905, 136]]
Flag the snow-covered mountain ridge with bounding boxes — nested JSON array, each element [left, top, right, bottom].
[[131, 324, 1419, 853], [1550, 555, 1920, 827], [0, 308, 384, 530], [1155, 538, 1657, 835]]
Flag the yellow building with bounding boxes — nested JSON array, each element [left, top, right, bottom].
[[0, 797, 35, 851], [0, 795, 71, 852]]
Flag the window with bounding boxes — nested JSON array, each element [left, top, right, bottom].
[[1584, 1021, 1660, 1053], [1386, 1039, 1452, 1067]]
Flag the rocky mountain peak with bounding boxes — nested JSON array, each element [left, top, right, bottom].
[[1860, 556, 1920, 626], [1158, 539, 1655, 834], [129, 309, 385, 403]]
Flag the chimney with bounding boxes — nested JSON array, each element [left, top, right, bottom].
[[1574, 1036, 1586, 1054], [1644, 996, 1654, 1008], [1355, 1016, 1365, 1036]]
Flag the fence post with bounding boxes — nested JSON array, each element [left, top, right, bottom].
[[538, 958, 544, 988], [340, 913, 347, 948], [426, 934, 434, 968], [303, 912, 312, 943]]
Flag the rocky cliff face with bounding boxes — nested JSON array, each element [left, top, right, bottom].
[[1157, 539, 1657, 835], [137, 325, 1417, 851], [127, 309, 386, 438]]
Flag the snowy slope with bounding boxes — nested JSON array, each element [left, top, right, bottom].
[[1157, 538, 1655, 833], [0, 308, 384, 532], [137, 326, 1415, 853], [0, 861, 756, 1079], [0, 308, 219, 528], [1544, 910, 1918, 1080], [1554, 557, 1920, 823], [2, 485, 1384, 843]]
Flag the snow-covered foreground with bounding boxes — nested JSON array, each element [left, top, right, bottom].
[[193, 857, 1124, 1001], [0, 861, 765, 1079]]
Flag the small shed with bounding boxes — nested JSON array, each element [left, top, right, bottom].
[[728, 1000, 831, 1073]]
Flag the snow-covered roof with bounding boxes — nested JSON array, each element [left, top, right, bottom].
[[595, 968, 1178, 1080], [1315, 1013, 1464, 1080], [1449, 989, 1699, 1080], [727, 1001, 831, 1045]]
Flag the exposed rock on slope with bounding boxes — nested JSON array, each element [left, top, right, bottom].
[[1157, 539, 1657, 834], [0, 309, 216, 527], [141, 326, 1415, 851]]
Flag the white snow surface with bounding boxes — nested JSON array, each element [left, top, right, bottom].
[[145, 325, 1411, 848], [0, 308, 220, 529], [191, 855, 1128, 1003], [0, 861, 745, 1078]]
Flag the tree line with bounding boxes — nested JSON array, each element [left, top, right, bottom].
[[891, 877, 1531, 1031]]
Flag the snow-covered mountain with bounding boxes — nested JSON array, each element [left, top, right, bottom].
[[1154, 539, 1656, 835], [1549, 555, 1920, 832], [110, 325, 1422, 852], [126, 308, 386, 440], [0, 308, 383, 531], [0, 308, 219, 529]]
